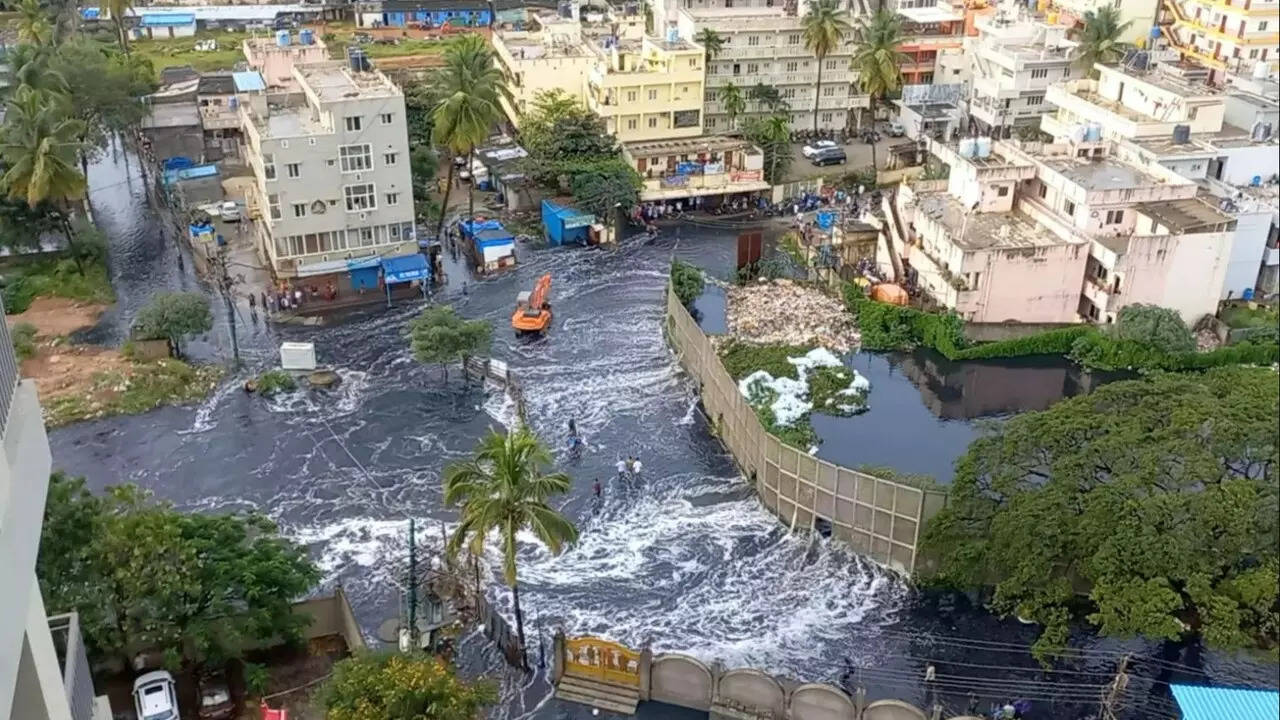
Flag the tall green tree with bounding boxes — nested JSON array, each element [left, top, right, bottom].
[[100, 0, 135, 53], [743, 114, 792, 184], [696, 28, 724, 63], [748, 82, 787, 113], [132, 291, 213, 357], [15, 0, 53, 46], [718, 81, 746, 131], [569, 158, 642, 230], [0, 85, 86, 209], [920, 367, 1280, 662], [444, 428, 578, 666], [53, 39, 155, 169], [853, 8, 906, 169], [320, 652, 496, 720], [1111, 303, 1195, 353], [801, 0, 852, 133], [1076, 5, 1132, 76], [407, 304, 492, 381]]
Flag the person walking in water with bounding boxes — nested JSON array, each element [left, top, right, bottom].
[[592, 478, 601, 498], [631, 456, 642, 477], [616, 457, 627, 480]]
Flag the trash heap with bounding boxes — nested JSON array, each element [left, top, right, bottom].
[[726, 279, 860, 352]]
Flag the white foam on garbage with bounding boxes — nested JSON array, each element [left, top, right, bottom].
[[736, 348, 870, 426]]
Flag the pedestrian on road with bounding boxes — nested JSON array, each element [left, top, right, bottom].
[[248, 293, 256, 310], [631, 456, 642, 476], [592, 478, 601, 498], [261, 291, 270, 312], [294, 288, 303, 307], [615, 458, 627, 480]]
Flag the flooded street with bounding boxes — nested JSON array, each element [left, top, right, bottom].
[[48, 148, 1275, 719]]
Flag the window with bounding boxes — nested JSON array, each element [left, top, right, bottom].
[[1037, 183, 1047, 199], [1105, 209, 1124, 224], [280, 140, 289, 149], [263, 153, 276, 180], [826, 59, 838, 70], [648, 89, 658, 100], [292, 202, 307, 218], [732, 63, 741, 75], [268, 193, 281, 220], [1063, 67, 1070, 77], [785, 61, 798, 72], [385, 192, 400, 206], [345, 116, 362, 132], [1063, 199, 1076, 216], [308, 138, 317, 146], [286, 162, 300, 178], [689, 57, 697, 67], [648, 117, 658, 128], [787, 33, 800, 44], [358, 227, 374, 246], [705, 89, 717, 102], [626, 90, 637, 102], [748, 35, 760, 46], [380, 113, 394, 124], [1261, 21, 1269, 31], [344, 183, 376, 212], [627, 118, 638, 130], [339, 144, 372, 172], [1026, 95, 1044, 106], [996, 185, 1009, 197], [746, 62, 758, 74], [821, 112, 832, 123], [823, 85, 836, 96], [1030, 68, 1048, 79], [1251, 49, 1261, 59], [783, 88, 797, 99], [383, 152, 398, 166]]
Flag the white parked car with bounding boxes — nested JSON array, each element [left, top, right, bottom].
[[801, 140, 837, 158], [134, 670, 180, 720], [886, 121, 907, 137], [219, 201, 241, 222]]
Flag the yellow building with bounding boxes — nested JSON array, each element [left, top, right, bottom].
[[492, 12, 706, 141], [587, 37, 706, 142], [1158, 0, 1279, 76]]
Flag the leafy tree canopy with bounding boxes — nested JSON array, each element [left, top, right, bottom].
[[37, 473, 320, 671], [1111, 303, 1195, 353], [408, 305, 492, 379], [920, 367, 1280, 662], [320, 652, 496, 720], [569, 158, 642, 223], [52, 38, 155, 161], [132, 291, 212, 356], [670, 259, 706, 307]]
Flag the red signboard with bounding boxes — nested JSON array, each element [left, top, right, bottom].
[[731, 170, 763, 182], [261, 703, 289, 720]]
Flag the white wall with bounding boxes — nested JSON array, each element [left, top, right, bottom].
[[1218, 143, 1280, 185], [1116, 230, 1233, 323], [1221, 208, 1273, 298]]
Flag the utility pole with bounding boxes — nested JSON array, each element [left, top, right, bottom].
[[213, 247, 242, 368], [1099, 654, 1131, 720], [407, 518, 419, 651]]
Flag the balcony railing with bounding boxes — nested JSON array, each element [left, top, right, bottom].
[[0, 298, 19, 438], [49, 613, 97, 720]]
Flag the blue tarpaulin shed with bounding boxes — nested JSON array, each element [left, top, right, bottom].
[[380, 254, 430, 306], [1170, 684, 1279, 720], [346, 256, 381, 291], [162, 164, 218, 186], [232, 71, 266, 92], [541, 200, 594, 247]]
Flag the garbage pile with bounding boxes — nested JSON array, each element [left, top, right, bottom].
[[726, 279, 860, 352]]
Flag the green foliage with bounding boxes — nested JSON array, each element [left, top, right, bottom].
[[1221, 304, 1279, 330], [37, 473, 320, 666], [920, 367, 1279, 662], [1076, 5, 1132, 76], [1069, 333, 1280, 371], [1112, 303, 1195, 353], [670, 259, 706, 308], [569, 158, 642, 223], [242, 662, 270, 698], [853, 9, 907, 105], [255, 369, 297, 396], [407, 305, 492, 379], [801, 0, 853, 132], [444, 428, 578, 656], [2, 275, 40, 313], [748, 82, 788, 112], [718, 81, 746, 129], [719, 338, 813, 380], [741, 114, 792, 184], [132, 291, 212, 356], [0, 248, 115, 313], [696, 28, 724, 61], [952, 326, 1094, 360], [854, 298, 966, 356], [12, 321, 37, 359], [835, 166, 878, 191], [320, 651, 496, 720], [43, 358, 221, 427], [855, 464, 943, 492], [0, 195, 63, 254], [52, 38, 155, 162], [1, 85, 87, 208]]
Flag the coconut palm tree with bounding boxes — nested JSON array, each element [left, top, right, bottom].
[[852, 8, 907, 169], [430, 35, 510, 240], [719, 82, 746, 131], [102, 0, 136, 53], [802, 0, 853, 134], [444, 428, 578, 667], [1, 86, 86, 209], [756, 114, 791, 184], [1076, 6, 1132, 77], [15, 0, 53, 46], [748, 82, 787, 113], [696, 28, 724, 64]]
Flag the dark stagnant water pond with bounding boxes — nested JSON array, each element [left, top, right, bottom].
[[44, 146, 1275, 720]]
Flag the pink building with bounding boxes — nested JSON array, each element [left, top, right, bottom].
[[243, 34, 330, 91]]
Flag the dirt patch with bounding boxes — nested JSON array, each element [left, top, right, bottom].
[[6, 296, 109, 338], [20, 343, 133, 405]]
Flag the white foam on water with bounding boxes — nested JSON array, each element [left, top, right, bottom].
[[181, 376, 244, 434]]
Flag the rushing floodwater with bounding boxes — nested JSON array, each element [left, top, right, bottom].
[[47, 148, 1276, 720]]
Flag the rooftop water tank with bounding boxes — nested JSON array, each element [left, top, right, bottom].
[[300, 29, 314, 45], [276, 30, 290, 47], [959, 137, 977, 159], [1085, 123, 1102, 141], [976, 136, 993, 158], [1253, 61, 1270, 80], [1071, 124, 1087, 143], [1172, 124, 1191, 144]]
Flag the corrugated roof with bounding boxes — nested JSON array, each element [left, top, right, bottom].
[[1170, 684, 1279, 720], [198, 73, 237, 95], [232, 71, 266, 92], [140, 12, 195, 26]]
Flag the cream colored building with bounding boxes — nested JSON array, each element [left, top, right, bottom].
[[240, 61, 417, 279], [493, 13, 706, 142], [1157, 0, 1279, 76], [1046, 0, 1156, 45], [966, 12, 1082, 135], [622, 135, 770, 202]]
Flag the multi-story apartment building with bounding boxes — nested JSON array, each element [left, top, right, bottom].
[[243, 32, 329, 90], [1156, 0, 1279, 77], [621, 135, 770, 202], [493, 12, 706, 141], [1046, 0, 1157, 45], [0, 321, 111, 720], [966, 12, 1082, 135], [1041, 61, 1279, 297], [892, 0, 967, 85], [240, 60, 418, 280], [660, 0, 870, 132]]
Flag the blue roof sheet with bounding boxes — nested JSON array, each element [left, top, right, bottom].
[[232, 71, 266, 92], [380, 254, 429, 284], [140, 12, 195, 26], [1171, 684, 1279, 720]]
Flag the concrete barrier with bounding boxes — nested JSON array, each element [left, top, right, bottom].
[[650, 654, 714, 710], [664, 286, 946, 573]]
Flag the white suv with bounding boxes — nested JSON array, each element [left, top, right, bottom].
[[134, 670, 180, 720]]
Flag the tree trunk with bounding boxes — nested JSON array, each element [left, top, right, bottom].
[[511, 581, 528, 669], [433, 161, 456, 240], [812, 56, 825, 134], [466, 145, 476, 229], [869, 97, 878, 170], [59, 217, 85, 274]]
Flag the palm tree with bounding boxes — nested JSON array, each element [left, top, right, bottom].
[[102, 0, 136, 53], [15, 0, 53, 46], [1076, 6, 1132, 77], [430, 35, 509, 241], [696, 28, 724, 64], [757, 114, 791, 183], [444, 428, 578, 667], [802, 0, 853, 134], [852, 8, 907, 169], [719, 82, 746, 131]]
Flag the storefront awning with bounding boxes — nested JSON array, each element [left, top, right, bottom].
[[381, 254, 430, 284]]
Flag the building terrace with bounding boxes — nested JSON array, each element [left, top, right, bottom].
[[1045, 156, 1177, 192], [297, 62, 402, 102], [914, 191, 1068, 251]]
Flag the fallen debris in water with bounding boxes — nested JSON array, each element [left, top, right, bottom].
[[726, 279, 859, 352]]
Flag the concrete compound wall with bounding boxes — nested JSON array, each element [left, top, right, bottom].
[[664, 287, 947, 574]]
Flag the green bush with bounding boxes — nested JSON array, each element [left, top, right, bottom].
[[1069, 332, 1280, 371], [2, 276, 39, 314], [11, 322, 37, 360], [1112, 303, 1195, 353], [951, 326, 1095, 360], [854, 299, 965, 357], [670, 260, 705, 307], [718, 339, 812, 379], [255, 369, 298, 396]]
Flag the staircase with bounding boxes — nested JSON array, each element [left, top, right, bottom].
[[554, 675, 641, 715]]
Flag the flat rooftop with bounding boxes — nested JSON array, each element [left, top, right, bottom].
[[1046, 157, 1168, 192], [899, 4, 963, 23], [915, 192, 1067, 250], [1135, 197, 1235, 234], [1208, 124, 1279, 149], [261, 107, 327, 138], [298, 64, 399, 102], [623, 135, 757, 156], [905, 102, 958, 119], [1106, 64, 1222, 98], [681, 6, 802, 29]]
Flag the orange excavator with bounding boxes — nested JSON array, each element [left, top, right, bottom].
[[512, 273, 552, 335]]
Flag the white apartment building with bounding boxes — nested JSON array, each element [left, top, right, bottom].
[[1157, 0, 1279, 77], [1041, 61, 1279, 297], [966, 11, 1082, 135], [659, 0, 871, 132], [240, 60, 417, 279], [1, 322, 111, 720]]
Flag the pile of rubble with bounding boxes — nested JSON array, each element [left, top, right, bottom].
[[725, 279, 860, 352]]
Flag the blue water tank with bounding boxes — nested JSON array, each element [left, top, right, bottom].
[[276, 30, 290, 46], [300, 29, 314, 45], [1150, 26, 1161, 38], [1242, 288, 1255, 300]]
